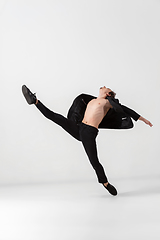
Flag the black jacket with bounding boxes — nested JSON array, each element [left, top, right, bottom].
[[67, 93, 140, 129]]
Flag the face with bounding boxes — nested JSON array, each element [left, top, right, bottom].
[[99, 86, 112, 96]]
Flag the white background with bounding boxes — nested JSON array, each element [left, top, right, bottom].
[[0, 0, 159, 185], [0, 1, 160, 240]]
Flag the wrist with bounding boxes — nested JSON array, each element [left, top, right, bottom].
[[138, 116, 143, 121]]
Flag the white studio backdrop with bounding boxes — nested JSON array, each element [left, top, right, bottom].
[[0, 0, 159, 185]]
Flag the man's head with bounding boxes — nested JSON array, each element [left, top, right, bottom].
[[99, 86, 116, 99]]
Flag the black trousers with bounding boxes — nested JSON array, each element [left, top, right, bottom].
[[36, 101, 108, 183]]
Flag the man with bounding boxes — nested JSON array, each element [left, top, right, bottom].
[[22, 85, 153, 196]]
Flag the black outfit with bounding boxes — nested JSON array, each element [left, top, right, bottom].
[[36, 94, 140, 184], [67, 94, 140, 129]]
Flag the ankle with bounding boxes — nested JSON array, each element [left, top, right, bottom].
[[103, 182, 109, 187], [35, 99, 38, 105]]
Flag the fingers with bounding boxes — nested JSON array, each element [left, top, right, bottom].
[[149, 122, 153, 127], [148, 121, 153, 127], [144, 119, 153, 127]]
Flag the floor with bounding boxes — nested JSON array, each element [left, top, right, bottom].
[[0, 176, 160, 240]]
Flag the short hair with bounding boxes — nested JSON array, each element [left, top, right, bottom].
[[109, 90, 116, 98]]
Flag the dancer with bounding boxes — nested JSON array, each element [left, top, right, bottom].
[[22, 85, 153, 196]]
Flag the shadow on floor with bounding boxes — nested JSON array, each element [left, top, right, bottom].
[[119, 186, 160, 197]]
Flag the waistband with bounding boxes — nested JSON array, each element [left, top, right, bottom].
[[80, 122, 99, 132]]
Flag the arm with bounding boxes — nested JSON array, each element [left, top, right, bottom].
[[121, 105, 153, 127], [121, 105, 140, 121]]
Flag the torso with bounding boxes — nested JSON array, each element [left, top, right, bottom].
[[82, 98, 110, 129]]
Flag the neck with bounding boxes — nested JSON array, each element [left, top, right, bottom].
[[97, 95, 106, 99]]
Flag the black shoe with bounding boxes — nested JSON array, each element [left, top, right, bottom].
[[106, 96, 123, 113], [22, 85, 37, 105], [103, 183, 118, 196]]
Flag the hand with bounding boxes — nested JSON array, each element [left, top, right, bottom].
[[143, 118, 153, 127], [139, 116, 153, 127]]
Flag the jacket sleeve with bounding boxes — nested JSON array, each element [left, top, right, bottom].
[[121, 105, 140, 121]]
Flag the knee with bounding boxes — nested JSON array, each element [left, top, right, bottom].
[[90, 160, 103, 170]]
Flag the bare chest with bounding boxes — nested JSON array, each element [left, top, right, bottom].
[[87, 99, 108, 113]]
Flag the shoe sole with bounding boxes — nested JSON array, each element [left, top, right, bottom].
[[22, 85, 33, 104]]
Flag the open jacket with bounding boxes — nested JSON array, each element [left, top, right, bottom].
[[67, 93, 140, 129]]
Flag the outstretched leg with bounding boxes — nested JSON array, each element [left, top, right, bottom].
[[22, 85, 80, 141], [36, 100, 81, 141]]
